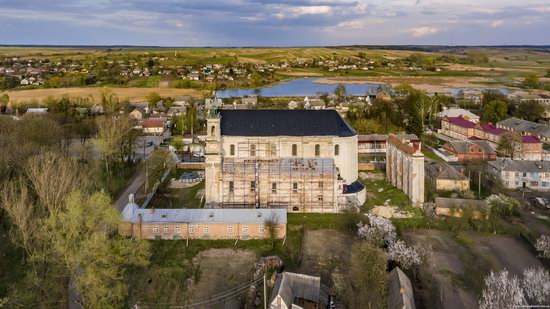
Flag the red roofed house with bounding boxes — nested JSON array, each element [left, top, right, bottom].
[[142, 118, 165, 135], [520, 135, 543, 161], [474, 123, 508, 147], [441, 116, 476, 140]]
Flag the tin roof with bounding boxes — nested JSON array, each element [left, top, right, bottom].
[[129, 208, 287, 224]]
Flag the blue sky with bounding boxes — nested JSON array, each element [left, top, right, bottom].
[[0, 0, 549, 46]]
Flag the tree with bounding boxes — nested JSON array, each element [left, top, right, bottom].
[[100, 88, 122, 114], [523, 73, 540, 89], [485, 194, 521, 218], [264, 212, 280, 248], [146, 92, 161, 108], [482, 99, 508, 123], [96, 115, 136, 176], [170, 139, 184, 153], [522, 267, 550, 304], [145, 148, 175, 192], [497, 131, 523, 159], [535, 235, 550, 259], [479, 270, 526, 309], [514, 100, 545, 122], [43, 191, 151, 308], [386, 240, 422, 270], [357, 213, 397, 247], [334, 84, 347, 102], [343, 242, 388, 309], [25, 152, 88, 213]]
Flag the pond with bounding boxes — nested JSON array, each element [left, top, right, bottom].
[[216, 78, 385, 98]]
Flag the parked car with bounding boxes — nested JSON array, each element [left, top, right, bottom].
[[531, 197, 550, 210]]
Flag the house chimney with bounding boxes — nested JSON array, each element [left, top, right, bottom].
[[129, 193, 135, 204]]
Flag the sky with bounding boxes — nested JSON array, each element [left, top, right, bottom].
[[0, 0, 549, 46]]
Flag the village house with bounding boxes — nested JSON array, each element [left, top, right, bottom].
[[25, 107, 48, 114], [474, 123, 507, 147], [497, 117, 550, 143], [440, 116, 476, 140], [519, 135, 544, 161], [205, 109, 365, 213], [425, 161, 470, 192], [436, 107, 480, 123], [488, 160, 550, 191], [358, 134, 420, 155], [142, 118, 165, 135], [129, 108, 146, 120], [441, 140, 496, 162], [434, 197, 488, 220], [119, 195, 287, 240], [167, 106, 187, 117], [269, 272, 328, 309], [287, 100, 299, 110]]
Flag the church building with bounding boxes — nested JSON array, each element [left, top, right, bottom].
[[205, 109, 365, 213]]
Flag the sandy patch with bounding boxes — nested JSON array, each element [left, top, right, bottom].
[[315, 76, 509, 94]]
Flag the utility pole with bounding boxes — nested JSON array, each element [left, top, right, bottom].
[[144, 139, 148, 193], [478, 171, 482, 198]]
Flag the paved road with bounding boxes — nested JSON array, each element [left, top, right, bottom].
[[114, 169, 146, 212]]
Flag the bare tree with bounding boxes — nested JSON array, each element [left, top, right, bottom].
[[0, 179, 37, 257], [497, 131, 522, 159], [96, 115, 136, 175], [24, 152, 86, 213], [264, 212, 280, 248]]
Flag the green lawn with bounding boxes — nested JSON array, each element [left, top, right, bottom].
[[148, 179, 205, 209], [363, 178, 415, 210]]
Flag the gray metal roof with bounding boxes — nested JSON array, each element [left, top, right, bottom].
[[488, 160, 550, 173], [270, 272, 323, 308], [497, 117, 550, 138], [446, 140, 496, 155], [121, 194, 140, 221], [388, 267, 415, 309], [436, 107, 480, 120], [129, 208, 287, 224], [434, 197, 488, 210], [425, 162, 468, 181]]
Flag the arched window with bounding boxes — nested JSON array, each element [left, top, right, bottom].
[[210, 126, 215, 136], [315, 144, 320, 157], [230, 144, 235, 156], [334, 144, 340, 156], [292, 144, 297, 156]]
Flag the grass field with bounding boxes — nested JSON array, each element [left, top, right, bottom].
[[2, 87, 205, 105]]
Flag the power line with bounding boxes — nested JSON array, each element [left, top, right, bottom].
[[137, 276, 263, 309]]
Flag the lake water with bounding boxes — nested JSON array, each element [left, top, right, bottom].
[[216, 78, 384, 98]]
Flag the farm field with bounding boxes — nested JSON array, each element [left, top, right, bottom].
[[2, 86, 205, 105]]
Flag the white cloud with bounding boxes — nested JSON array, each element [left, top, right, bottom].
[[408, 26, 438, 37], [491, 20, 504, 28]]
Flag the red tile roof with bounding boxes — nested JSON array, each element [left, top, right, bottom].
[[479, 124, 507, 135], [446, 116, 476, 128], [522, 135, 541, 143], [142, 118, 164, 128]]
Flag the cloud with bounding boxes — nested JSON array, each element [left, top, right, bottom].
[[0, 0, 549, 45], [491, 20, 504, 28], [408, 26, 438, 37]]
